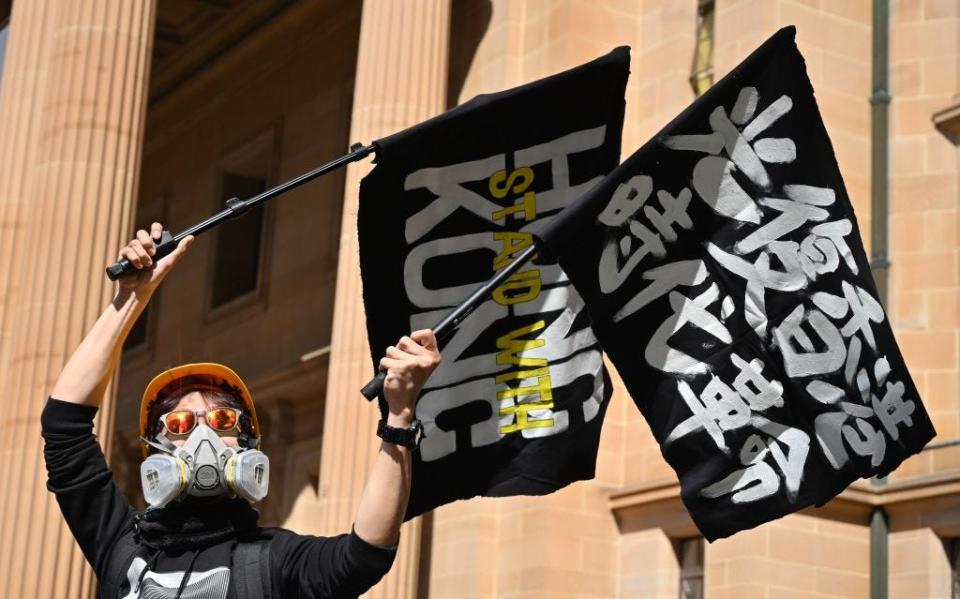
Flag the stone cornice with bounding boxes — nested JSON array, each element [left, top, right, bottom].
[[610, 469, 960, 537], [933, 100, 960, 144]]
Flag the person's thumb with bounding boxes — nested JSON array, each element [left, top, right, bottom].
[[166, 235, 195, 264], [411, 329, 438, 351]]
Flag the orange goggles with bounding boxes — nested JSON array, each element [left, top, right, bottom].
[[159, 407, 242, 436]]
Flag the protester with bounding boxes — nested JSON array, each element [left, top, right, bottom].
[[42, 223, 439, 598]]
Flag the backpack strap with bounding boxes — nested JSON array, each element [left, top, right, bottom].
[[233, 539, 273, 599], [102, 527, 146, 598]]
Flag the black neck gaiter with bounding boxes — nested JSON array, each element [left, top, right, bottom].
[[134, 497, 260, 552]]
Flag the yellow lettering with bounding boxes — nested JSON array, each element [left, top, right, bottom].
[[495, 366, 549, 384], [488, 166, 534, 199], [492, 231, 533, 270], [497, 374, 552, 402], [492, 191, 537, 223], [496, 321, 547, 368], [493, 270, 542, 305], [497, 369, 555, 434], [499, 407, 555, 434]]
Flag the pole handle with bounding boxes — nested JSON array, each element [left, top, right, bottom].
[[105, 231, 176, 281], [360, 370, 388, 401]]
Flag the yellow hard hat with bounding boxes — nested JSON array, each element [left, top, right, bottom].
[[139, 362, 261, 458]]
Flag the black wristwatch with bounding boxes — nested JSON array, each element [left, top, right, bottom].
[[376, 418, 424, 450]]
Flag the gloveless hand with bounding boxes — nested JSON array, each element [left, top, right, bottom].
[[379, 329, 441, 420], [116, 222, 194, 297]]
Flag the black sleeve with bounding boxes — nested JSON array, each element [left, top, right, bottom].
[[269, 527, 397, 598], [41, 397, 136, 576]]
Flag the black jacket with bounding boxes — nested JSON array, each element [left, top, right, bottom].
[[41, 397, 396, 598]]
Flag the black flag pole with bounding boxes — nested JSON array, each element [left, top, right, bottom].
[[105, 142, 376, 281], [360, 243, 540, 401]]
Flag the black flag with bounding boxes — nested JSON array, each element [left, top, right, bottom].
[[358, 49, 630, 518], [533, 27, 936, 540]]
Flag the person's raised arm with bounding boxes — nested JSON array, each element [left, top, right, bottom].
[[51, 223, 193, 406], [42, 223, 193, 576], [353, 329, 440, 547]]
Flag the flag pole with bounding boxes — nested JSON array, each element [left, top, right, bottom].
[[105, 143, 376, 281], [360, 243, 540, 401]]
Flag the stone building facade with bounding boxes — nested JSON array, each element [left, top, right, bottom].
[[0, 1, 958, 598]]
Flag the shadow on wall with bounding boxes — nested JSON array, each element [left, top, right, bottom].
[[447, 0, 493, 109]]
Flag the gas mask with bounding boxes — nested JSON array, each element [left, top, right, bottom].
[[139, 423, 269, 509]]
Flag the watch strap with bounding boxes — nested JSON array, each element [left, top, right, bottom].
[[376, 418, 422, 450]]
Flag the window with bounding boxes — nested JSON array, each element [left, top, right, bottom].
[[689, 0, 715, 97], [204, 124, 279, 319], [678, 537, 704, 599], [210, 173, 267, 308]]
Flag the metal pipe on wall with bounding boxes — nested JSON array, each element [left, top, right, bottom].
[[870, 0, 891, 305], [869, 1, 891, 598], [870, 507, 890, 599]]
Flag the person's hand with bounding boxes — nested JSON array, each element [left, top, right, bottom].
[[379, 329, 441, 421], [116, 222, 194, 297]]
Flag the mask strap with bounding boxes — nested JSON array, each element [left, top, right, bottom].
[[237, 433, 261, 450], [140, 434, 178, 455]]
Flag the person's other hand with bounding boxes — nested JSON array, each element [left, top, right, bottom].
[[379, 329, 441, 421], [116, 222, 193, 297]]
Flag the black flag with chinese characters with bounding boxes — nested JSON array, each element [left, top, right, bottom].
[[533, 27, 936, 540], [358, 49, 629, 518]]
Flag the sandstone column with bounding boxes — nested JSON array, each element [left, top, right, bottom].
[[0, 1, 156, 598], [317, 1, 450, 597]]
